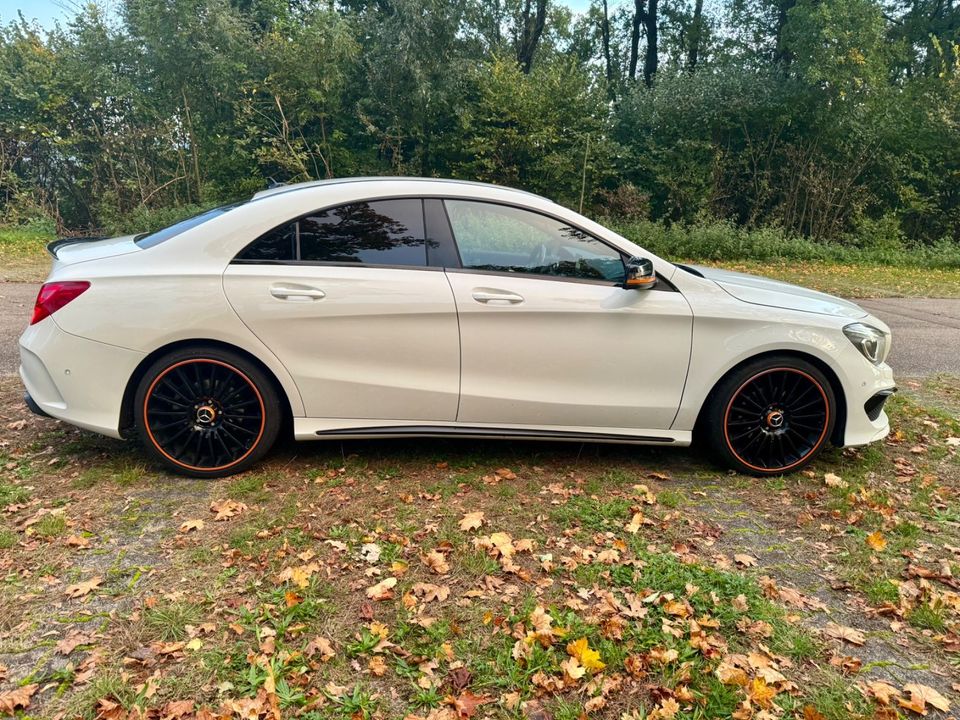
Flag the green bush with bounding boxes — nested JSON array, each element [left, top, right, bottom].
[[609, 218, 960, 269]]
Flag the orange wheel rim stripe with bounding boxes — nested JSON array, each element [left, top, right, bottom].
[[722, 367, 830, 473], [143, 358, 266, 472]]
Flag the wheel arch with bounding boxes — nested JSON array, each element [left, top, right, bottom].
[[693, 349, 847, 447], [119, 339, 295, 438]]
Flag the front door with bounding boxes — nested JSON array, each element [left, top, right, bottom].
[[442, 199, 693, 430]]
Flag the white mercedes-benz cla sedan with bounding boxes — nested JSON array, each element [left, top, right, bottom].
[[19, 177, 896, 478]]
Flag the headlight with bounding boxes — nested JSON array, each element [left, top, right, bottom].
[[843, 323, 890, 365]]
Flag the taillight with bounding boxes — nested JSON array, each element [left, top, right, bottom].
[[30, 281, 90, 325]]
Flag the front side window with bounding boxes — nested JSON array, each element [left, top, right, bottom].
[[444, 200, 625, 283], [235, 199, 427, 266]]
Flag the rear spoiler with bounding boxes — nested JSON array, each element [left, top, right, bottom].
[[46, 236, 107, 259]]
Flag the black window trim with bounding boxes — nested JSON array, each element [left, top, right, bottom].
[[229, 193, 675, 291]]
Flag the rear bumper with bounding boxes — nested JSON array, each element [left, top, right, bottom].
[[19, 318, 145, 439], [24, 392, 51, 418]]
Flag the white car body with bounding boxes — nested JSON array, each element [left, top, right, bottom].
[[18, 178, 895, 473]]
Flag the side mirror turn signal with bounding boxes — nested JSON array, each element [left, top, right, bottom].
[[624, 257, 657, 290]]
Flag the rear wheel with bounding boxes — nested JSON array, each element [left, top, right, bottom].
[[705, 357, 835, 476], [134, 347, 281, 478]]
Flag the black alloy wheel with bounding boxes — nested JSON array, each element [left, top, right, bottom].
[[134, 348, 281, 478], [705, 357, 836, 476]]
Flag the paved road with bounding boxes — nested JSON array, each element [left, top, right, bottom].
[[0, 282, 957, 377]]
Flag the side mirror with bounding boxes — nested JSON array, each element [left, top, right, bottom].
[[624, 256, 657, 290]]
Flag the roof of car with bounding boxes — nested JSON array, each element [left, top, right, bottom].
[[251, 176, 547, 201]]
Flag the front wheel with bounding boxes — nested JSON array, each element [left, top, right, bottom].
[[134, 348, 282, 478], [704, 357, 836, 476]]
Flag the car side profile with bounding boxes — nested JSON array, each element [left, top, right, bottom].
[[19, 177, 896, 478]]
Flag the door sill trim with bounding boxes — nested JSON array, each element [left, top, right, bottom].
[[309, 424, 676, 444]]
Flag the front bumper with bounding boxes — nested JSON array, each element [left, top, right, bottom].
[[19, 318, 145, 439], [836, 354, 896, 447]]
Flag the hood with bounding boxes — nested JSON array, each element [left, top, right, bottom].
[[47, 235, 142, 265], [687, 265, 868, 319]]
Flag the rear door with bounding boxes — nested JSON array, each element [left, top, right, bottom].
[[442, 199, 693, 430], [223, 198, 460, 421]]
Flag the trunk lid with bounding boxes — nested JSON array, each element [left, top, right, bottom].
[[47, 235, 142, 266]]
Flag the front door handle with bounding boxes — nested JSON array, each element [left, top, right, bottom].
[[472, 290, 524, 305], [270, 284, 326, 301]]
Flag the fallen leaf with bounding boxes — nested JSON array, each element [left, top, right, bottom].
[[899, 684, 950, 715], [368, 655, 388, 676], [0, 684, 38, 713], [447, 689, 493, 718], [734, 553, 757, 567], [824, 622, 865, 645], [459, 511, 485, 532], [566, 637, 605, 672], [305, 636, 335, 661], [423, 550, 450, 575], [209, 499, 247, 520], [866, 531, 887, 552], [65, 576, 102, 598], [366, 577, 398, 601], [179, 519, 204, 533]]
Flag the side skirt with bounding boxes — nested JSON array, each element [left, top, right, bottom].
[[293, 419, 691, 446]]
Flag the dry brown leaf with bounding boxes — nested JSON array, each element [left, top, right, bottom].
[[209, 499, 247, 520], [65, 576, 102, 598], [305, 636, 335, 661], [0, 684, 38, 714], [459, 511, 485, 532], [899, 684, 951, 715], [734, 553, 758, 567], [823, 622, 865, 645], [368, 655, 388, 676], [366, 576, 398, 600], [423, 550, 450, 575], [179, 519, 204, 533]]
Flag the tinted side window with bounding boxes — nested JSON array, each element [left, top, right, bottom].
[[444, 200, 625, 283], [299, 199, 426, 265], [236, 223, 296, 262]]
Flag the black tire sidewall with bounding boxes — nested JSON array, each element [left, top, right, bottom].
[[133, 347, 282, 478], [705, 356, 836, 476]]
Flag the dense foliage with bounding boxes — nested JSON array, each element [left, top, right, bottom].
[[0, 0, 957, 251]]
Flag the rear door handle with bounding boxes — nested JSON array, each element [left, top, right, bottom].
[[270, 284, 326, 301], [472, 290, 524, 305]]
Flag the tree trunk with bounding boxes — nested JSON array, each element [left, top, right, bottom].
[[601, 0, 614, 94], [774, 0, 796, 64], [517, 0, 548, 74], [687, 0, 704, 71], [642, 0, 658, 86], [629, 0, 642, 80]]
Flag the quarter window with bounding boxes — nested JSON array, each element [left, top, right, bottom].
[[235, 199, 427, 266], [444, 200, 625, 283]]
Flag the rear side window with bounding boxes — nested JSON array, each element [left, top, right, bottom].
[[136, 202, 245, 249], [235, 199, 427, 266]]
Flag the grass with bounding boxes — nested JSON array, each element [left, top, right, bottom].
[[0, 526, 16, 549], [0, 480, 30, 506], [142, 600, 203, 641], [33, 513, 68, 538]]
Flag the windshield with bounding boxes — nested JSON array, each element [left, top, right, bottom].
[[135, 202, 246, 249]]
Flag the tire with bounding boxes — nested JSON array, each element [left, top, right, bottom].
[[704, 356, 836, 476], [134, 347, 282, 478]]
